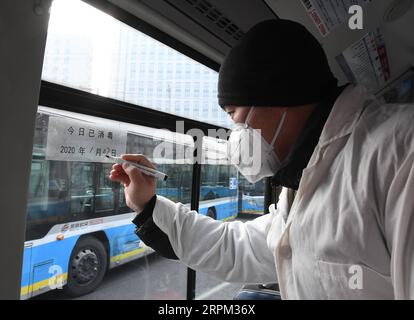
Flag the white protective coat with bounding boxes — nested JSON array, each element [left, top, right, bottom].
[[151, 85, 414, 299]]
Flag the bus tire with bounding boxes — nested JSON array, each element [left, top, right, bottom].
[[64, 236, 108, 297], [206, 206, 217, 220]]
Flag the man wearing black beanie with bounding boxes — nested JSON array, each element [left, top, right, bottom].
[[111, 19, 414, 299], [220, 19, 345, 189]]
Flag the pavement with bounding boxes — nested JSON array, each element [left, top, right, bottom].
[[33, 252, 243, 300]]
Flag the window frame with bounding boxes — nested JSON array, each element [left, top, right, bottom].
[[40, 81, 227, 135]]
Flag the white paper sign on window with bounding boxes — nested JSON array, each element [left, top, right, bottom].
[[46, 117, 127, 163]]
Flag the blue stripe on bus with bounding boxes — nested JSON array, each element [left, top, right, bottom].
[[199, 200, 238, 220], [21, 197, 258, 295]]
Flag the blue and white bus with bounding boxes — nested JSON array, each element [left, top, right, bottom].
[[21, 107, 244, 299]]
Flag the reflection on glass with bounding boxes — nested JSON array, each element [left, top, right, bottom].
[[199, 165, 238, 219], [194, 137, 242, 300], [95, 164, 115, 214], [42, 0, 232, 128], [237, 176, 265, 216], [126, 133, 193, 204], [192, 137, 266, 300]]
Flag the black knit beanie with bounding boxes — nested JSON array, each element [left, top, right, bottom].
[[218, 19, 338, 107]]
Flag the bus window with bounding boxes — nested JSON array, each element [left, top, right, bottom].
[[95, 164, 115, 215], [41, 0, 232, 128], [194, 136, 242, 300], [193, 136, 266, 299], [23, 107, 193, 299], [27, 115, 72, 241], [238, 177, 265, 217], [69, 162, 94, 217], [126, 133, 193, 204]]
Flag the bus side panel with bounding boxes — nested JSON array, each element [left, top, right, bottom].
[[215, 201, 238, 220], [25, 235, 80, 298], [20, 246, 32, 299], [199, 199, 238, 221], [103, 223, 150, 267]]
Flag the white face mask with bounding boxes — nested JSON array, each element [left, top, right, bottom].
[[228, 107, 287, 183]]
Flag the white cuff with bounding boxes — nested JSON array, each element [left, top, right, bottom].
[[152, 195, 180, 234]]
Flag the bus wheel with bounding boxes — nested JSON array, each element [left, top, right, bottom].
[[207, 206, 217, 220], [65, 236, 107, 297]]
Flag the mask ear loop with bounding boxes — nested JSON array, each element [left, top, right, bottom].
[[244, 106, 255, 128], [269, 110, 287, 149]]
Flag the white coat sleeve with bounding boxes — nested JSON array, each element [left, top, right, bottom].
[[384, 152, 414, 299], [152, 196, 278, 284]]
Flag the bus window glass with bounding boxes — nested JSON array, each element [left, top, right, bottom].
[[95, 164, 115, 214], [238, 177, 265, 217], [194, 136, 242, 300], [70, 162, 94, 217], [42, 0, 232, 128], [23, 107, 193, 300], [193, 137, 266, 299]]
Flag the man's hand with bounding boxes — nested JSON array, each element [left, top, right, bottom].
[[109, 154, 156, 213]]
